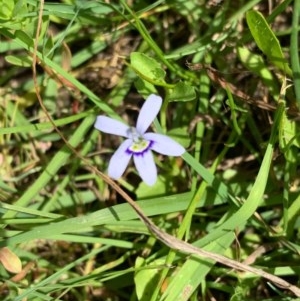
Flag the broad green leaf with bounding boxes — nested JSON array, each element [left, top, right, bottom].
[[168, 81, 196, 102], [130, 52, 166, 85], [246, 10, 292, 76]]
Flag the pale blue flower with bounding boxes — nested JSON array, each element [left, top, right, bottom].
[[94, 94, 185, 186]]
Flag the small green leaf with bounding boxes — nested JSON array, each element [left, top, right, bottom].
[[5, 54, 32, 67], [0, 0, 14, 20], [15, 30, 34, 48], [168, 81, 196, 102], [246, 10, 292, 76], [130, 52, 166, 85]]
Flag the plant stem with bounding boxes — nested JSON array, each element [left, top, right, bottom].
[[290, 0, 300, 105]]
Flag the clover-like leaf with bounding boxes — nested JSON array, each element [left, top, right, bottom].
[[130, 52, 166, 85]]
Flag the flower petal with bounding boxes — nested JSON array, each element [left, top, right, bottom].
[[107, 139, 132, 179], [143, 133, 185, 156], [136, 94, 162, 134], [133, 150, 157, 186], [94, 116, 130, 137]]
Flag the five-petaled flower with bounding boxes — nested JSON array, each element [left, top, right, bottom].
[[94, 94, 185, 186]]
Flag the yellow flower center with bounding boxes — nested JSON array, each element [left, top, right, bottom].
[[126, 127, 153, 154], [128, 139, 151, 152]]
